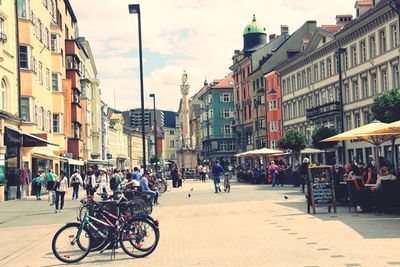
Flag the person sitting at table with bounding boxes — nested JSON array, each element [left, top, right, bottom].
[[342, 163, 352, 181], [371, 167, 398, 192]]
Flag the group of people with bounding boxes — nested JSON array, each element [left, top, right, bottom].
[[31, 166, 161, 213]]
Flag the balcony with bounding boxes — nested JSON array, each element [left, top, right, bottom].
[[306, 101, 341, 120]]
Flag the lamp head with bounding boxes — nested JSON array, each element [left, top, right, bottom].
[[149, 93, 155, 98], [128, 4, 140, 14]]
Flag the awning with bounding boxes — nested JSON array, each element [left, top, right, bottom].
[[5, 127, 59, 147], [32, 152, 63, 160], [68, 158, 84, 166]]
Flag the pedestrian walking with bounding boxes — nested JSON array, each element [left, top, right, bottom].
[[32, 172, 44, 200], [110, 169, 123, 198], [171, 165, 179, 188], [291, 158, 300, 187], [300, 158, 310, 193], [212, 161, 225, 193], [98, 168, 109, 194], [84, 168, 97, 197], [70, 170, 83, 200], [268, 161, 279, 187], [54, 171, 68, 213], [46, 169, 56, 205]]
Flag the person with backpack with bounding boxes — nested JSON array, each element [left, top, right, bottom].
[[54, 171, 68, 213], [32, 172, 45, 200], [268, 161, 279, 187], [70, 169, 83, 200], [110, 168, 122, 197], [45, 169, 56, 205], [212, 161, 225, 193]]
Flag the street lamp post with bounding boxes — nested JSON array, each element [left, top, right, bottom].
[[149, 93, 158, 170], [128, 4, 146, 172], [254, 98, 260, 149], [337, 47, 346, 164]]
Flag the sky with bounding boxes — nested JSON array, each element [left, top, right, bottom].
[[69, 0, 356, 111]]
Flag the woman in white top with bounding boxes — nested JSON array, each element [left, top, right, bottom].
[[98, 168, 109, 194], [84, 168, 97, 197], [53, 171, 68, 213]]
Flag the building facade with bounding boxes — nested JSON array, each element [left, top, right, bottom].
[[278, 0, 400, 165], [122, 108, 164, 132], [199, 74, 236, 165]]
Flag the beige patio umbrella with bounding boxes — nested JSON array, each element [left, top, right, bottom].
[[321, 121, 396, 168], [246, 147, 284, 156], [235, 151, 254, 157], [366, 120, 400, 135], [301, 148, 324, 154]]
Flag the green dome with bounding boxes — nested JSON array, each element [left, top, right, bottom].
[[243, 15, 266, 35]]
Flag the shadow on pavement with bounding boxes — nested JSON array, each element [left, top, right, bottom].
[[276, 200, 400, 239]]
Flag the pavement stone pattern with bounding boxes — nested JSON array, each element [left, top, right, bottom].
[[0, 180, 399, 267]]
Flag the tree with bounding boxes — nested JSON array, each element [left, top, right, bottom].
[[312, 126, 337, 151], [278, 129, 307, 158], [371, 88, 400, 169], [150, 155, 160, 164]]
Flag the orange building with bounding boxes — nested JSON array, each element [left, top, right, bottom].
[[265, 71, 282, 149]]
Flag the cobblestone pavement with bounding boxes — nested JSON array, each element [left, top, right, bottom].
[[0, 180, 399, 267]]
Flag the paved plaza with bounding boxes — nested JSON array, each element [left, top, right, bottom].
[[0, 180, 399, 267]]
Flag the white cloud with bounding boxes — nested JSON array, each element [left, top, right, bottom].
[[70, 0, 356, 111]]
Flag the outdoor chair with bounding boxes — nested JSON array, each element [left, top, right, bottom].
[[346, 180, 363, 213], [377, 180, 400, 213]]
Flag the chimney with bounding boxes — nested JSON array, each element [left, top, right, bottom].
[[355, 0, 372, 18], [336, 15, 353, 27], [302, 39, 310, 52], [281, 25, 289, 35], [269, 34, 276, 42]]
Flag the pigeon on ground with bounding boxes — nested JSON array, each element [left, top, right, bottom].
[[284, 196, 288, 200], [188, 194, 191, 198], [190, 188, 193, 191]]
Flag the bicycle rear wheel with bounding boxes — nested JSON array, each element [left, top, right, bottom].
[[120, 218, 159, 258], [52, 223, 92, 263]]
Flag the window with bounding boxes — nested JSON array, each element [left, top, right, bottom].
[[222, 125, 231, 135], [19, 45, 30, 69], [363, 110, 371, 125], [321, 89, 326, 105], [1, 79, 6, 111], [352, 80, 359, 101], [344, 49, 349, 70], [44, 110, 49, 132], [38, 62, 43, 84], [391, 23, 398, 48], [299, 99, 304, 116], [269, 100, 277, 111], [346, 114, 352, 130], [0, 18, 4, 36], [287, 77, 291, 93], [270, 121, 278, 132], [52, 73, 60, 92], [360, 40, 366, 63], [282, 80, 286, 95], [381, 69, 388, 91], [379, 29, 386, 54], [354, 112, 361, 128], [270, 140, 276, 149], [220, 93, 230, 102], [371, 73, 377, 94], [17, 0, 29, 18], [21, 97, 30, 122], [46, 68, 50, 89], [221, 108, 231, 118], [259, 119, 266, 129], [361, 77, 368, 98], [169, 140, 175, 147], [344, 83, 350, 103], [220, 141, 228, 151], [293, 102, 298, 117], [320, 61, 325, 79], [291, 75, 296, 91], [393, 65, 400, 89], [296, 73, 301, 90], [350, 45, 357, 67], [313, 64, 319, 82], [50, 33, 58, 52], [307, 68, 312, 85], [369, 34, 376, 58], [327, 57, 332, 76], [301, 70, 306, 87], [169, 130, 174, 135], [228, 142, 236, 151]]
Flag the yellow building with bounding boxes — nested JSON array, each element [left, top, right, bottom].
[[17, 0, 79, 180], [107, 111, 129, 168], [125, 127, 146, 169], [0, 1, 20, 201]]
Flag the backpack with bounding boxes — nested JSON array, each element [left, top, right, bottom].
[[110, 176, 118, 189], [71, 174, 78, 184]]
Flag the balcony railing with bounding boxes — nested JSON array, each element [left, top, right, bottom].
[[306, 101, 341, 120]]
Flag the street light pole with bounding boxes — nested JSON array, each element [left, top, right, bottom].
[[254, 98, 260, 149], [128, 4, 146, 172], [337, 47, 346, 165], [149, 94, 158, 170], [206, 105, 210, 164]]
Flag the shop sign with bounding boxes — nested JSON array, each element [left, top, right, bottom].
[[4, 128, 21, 147]]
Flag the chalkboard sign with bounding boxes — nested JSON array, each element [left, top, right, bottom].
[[307, 166, 336, 214]]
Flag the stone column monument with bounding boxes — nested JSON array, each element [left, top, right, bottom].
[[177, 71, 198, 170], [180, 71, 190, 148]]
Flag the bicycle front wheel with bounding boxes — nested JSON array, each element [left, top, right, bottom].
[[120, 218, 159, 258], [52, 223, 92, 263]]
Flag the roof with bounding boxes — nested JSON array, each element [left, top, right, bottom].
[[320, 25, 343, 33], [243, 15, 267, 35], [211, 74, 234, 89]]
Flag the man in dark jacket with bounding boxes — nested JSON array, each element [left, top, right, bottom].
[[212, 161, 225, 193]]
